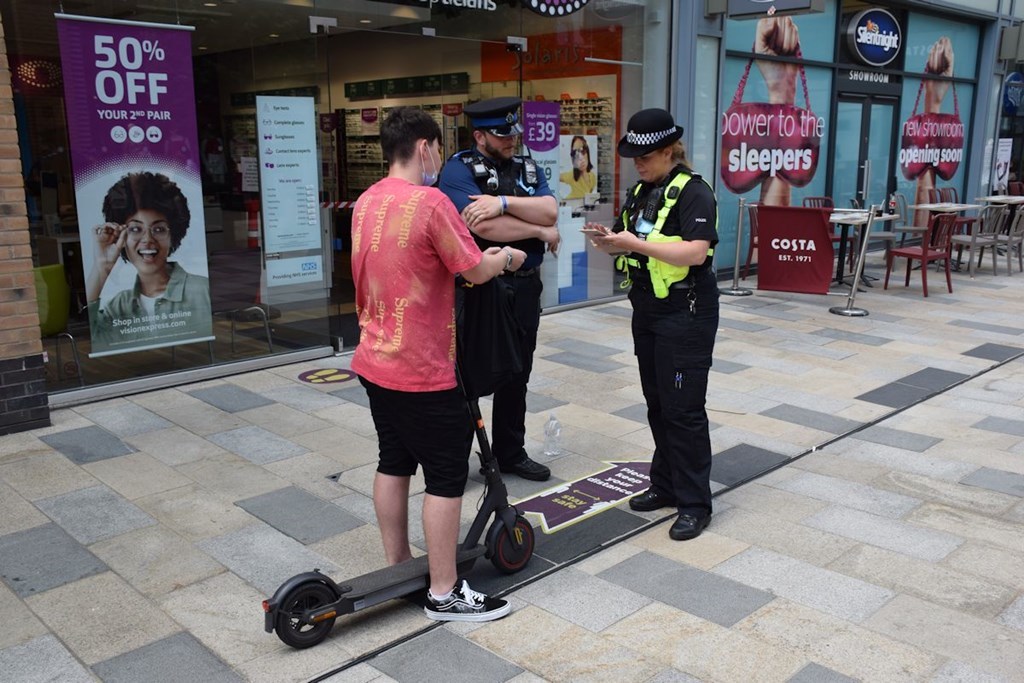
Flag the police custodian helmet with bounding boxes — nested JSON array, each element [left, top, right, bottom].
[[464, 96, 523, 137]]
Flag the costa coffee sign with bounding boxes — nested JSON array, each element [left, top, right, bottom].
[[846, 9, 902, 67]]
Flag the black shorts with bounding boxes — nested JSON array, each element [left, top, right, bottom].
[[359, 376, 473, 498]]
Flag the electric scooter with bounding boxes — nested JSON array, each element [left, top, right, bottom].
[[261, 384, 536, 649]]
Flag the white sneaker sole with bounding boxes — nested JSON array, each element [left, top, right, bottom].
[[423, 601, 511, 622]]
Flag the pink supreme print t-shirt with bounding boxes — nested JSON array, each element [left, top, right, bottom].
[[350, 176, 481, 392]]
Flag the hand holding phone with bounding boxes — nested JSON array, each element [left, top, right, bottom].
[[580, 223, 609, 236]]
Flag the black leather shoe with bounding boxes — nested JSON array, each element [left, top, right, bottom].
[[628, 489, 675, 512], [499, 456, 551, 481], [669, 513, 710, 541]]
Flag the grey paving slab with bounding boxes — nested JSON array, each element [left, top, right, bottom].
[[543, 350, 627, 373], [788, 662, 860, 683], [711, 444, 790, 488], [610, 402, 648, 424], [810, 328, 893, 346], [962, 343, 1023, 362], [710, 358, 750, 374], [899, 368, 971, 391], [261, 384, 347, 411], [997, 595, 1024, 632], [514, 567, 651, 632], [598, 550, 774, 627], [836, 441, 977, 482], [855, 381, 932, 409], [525, 390, 569, 414], [853, 425, 940, 452], [0, 634, 95, 683], [718, 317, 771, 332], [35, 485, 156, 545], [0, 523, 107, 597], [772, 471, 921, 519], [972, 415, 1024, 437], [960, 467, 1024, 498], [371, 628, 522, 683], [236, 486, 365, 544], [38, 426, 134, 465], [948, 319, 1024, 336], [547, 338, 624, 357], [647, 670, 703, 683], [804, 506, 963, 561], [196, 524, 340, 595], [206, 425, 307, 465], [92, 632, 242, 683], [713, 547, 894, 623], [760, 404, 862, 435], [188, 384, 276, 413], [930, 660, 1007, 683], [74, 402, 173, 438], [534, 507, 645, 565], [328, 384, 371, 408]]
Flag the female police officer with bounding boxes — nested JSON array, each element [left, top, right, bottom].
[[586, 108, 719, 541]]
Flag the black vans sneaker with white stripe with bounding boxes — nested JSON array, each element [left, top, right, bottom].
[[423, 579, 510, 622]]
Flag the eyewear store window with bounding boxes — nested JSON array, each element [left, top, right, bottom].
[[5, 0, 671, 400], [717, 2, 980, 276]]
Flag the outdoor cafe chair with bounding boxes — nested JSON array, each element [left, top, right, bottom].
[[994, 209, 1024, 275], [884, 212, 957, 297], [803, 196, 855, 272], [938, 186, 978, 236], [1010, 180, 1024, 195], [891, 192, 929, 247], [949, 204, 1006, 278]]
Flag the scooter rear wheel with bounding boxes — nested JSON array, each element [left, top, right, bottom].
[[490, 515, 535, 574], [274, 582, 337, 649]]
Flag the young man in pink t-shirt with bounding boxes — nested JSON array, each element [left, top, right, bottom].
[[351, 107, 525, 622]]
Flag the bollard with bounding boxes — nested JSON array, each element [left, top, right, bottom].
[[720, 197, 753, 297], [829, 204, 879, 317]]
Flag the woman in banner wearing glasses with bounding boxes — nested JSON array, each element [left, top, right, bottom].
[[86, 171, 211, 349], [559, 135, 597, 200], [585, 108, 719, 542]]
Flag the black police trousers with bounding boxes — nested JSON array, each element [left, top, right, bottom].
[[491, 270, 543, 466], [628, 272, 719, 516]]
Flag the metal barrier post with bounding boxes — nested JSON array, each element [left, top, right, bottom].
[[829, 204, 879, 317], [721, 197, 753, 297]]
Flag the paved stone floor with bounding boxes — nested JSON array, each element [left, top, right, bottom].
[[2, 254, 1024, 682]]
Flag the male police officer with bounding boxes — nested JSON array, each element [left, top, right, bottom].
[[439, 96, 559, 481]]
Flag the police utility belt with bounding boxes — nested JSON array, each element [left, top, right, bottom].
[[616, 170, 716, 299]]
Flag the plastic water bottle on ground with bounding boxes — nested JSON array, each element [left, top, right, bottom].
[[543, 413, 562, 456]]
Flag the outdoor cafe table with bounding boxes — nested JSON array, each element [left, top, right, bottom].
[[975, 195, 1024, 205]]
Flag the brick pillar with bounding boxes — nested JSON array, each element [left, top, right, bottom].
[[0, 14, 50, 435]]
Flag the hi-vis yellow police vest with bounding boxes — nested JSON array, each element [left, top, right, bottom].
[[615, 170, 716, 299]]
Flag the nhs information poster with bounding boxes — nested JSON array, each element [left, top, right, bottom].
[[255, 96, 324, 288], [56, 15, 213, 358]]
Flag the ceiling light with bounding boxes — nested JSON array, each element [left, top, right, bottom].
[[360, 19, 372, 24], [269, 33, 280, 38], [203, 2, 218, 6], [198, 46, 208, 51]]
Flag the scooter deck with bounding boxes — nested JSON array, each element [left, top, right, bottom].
[[335, 545, 486, 613]]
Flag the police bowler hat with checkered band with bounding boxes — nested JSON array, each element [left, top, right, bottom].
[[618, 108, 684, 158], [464, 96, 523, 137]]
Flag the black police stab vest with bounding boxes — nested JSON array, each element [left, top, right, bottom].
[[457, 151, 545, 262]]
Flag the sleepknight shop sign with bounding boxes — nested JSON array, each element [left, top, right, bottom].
[[56, 14, 213, 358]]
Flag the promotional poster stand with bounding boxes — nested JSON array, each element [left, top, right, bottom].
[[829, 205, 896, 317], [720, 197, 753, 297]]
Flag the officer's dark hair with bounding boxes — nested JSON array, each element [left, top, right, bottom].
[[381, 107, 442, 164], [569, 135, 593, 180], [103, 171, 190, 262]]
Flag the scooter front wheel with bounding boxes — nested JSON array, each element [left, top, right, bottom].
[[274, 582, 337, 649], [490, 515, 535, 574]]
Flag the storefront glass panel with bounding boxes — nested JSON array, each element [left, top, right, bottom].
[[6, 1, 672, 397]]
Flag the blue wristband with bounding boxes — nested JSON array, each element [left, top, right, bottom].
[[499, 195, 508, 215]]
